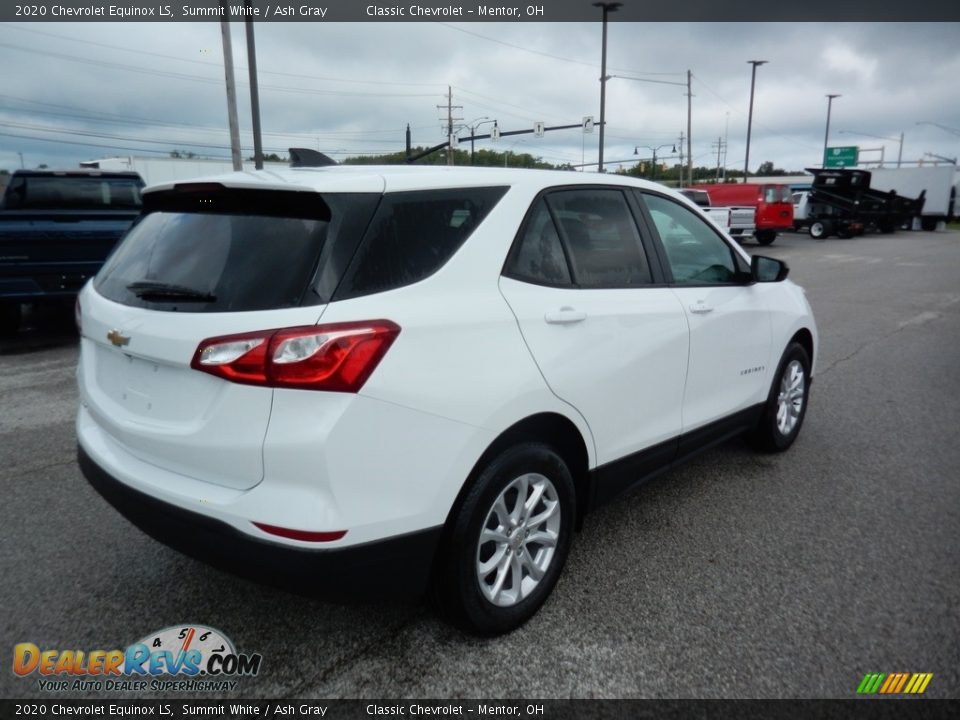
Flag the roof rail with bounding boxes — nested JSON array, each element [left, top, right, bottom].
[[289, 148, 338, 168]]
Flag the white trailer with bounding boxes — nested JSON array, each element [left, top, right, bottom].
[[79, 156, 288, 186], [867, 166, 957, 230]]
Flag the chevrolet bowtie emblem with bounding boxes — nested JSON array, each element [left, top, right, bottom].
[[106, 329, 130, 347]]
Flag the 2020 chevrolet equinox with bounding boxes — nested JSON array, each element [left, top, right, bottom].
[[76, 165, 816, 635]]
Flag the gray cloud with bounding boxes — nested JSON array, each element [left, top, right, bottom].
[[1, 21, 957, 174]]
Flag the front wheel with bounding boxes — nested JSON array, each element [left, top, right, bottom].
[[748, 342, 811, 452], [431, 443, 576, 635], [755, 230, 776, 246]]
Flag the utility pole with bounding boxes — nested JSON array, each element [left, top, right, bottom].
[[713, 136, 725, 182], [244, 0, 263, 170], [405, 124, 412, 161], [17, 152, 24, 169], [744, 60, 767, 182], [686, 69, 693, 187], [722, 111, 730, 181], [437, 86, 462, 166], [219, 3, 242, 171], [593, 2, 621, 173]]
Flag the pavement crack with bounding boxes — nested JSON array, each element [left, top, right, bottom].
[[279, 613, 421, 697], [818, 311, 947, 377], [1, 457, 77, 480]]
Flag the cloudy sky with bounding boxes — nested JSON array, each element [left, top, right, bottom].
[[1, 20, 958, 176]]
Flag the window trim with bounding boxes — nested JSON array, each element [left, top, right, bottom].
[[633, 189, 752, 288], [502, 184, 667, 289]]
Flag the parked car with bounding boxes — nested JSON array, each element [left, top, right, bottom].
[[0, 169, 143, 334], [677, 188, 756, 239], [76, 167, 817, 635], [701, 182, 794, 245]]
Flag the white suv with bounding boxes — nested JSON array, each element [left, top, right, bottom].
[[76, 166, 816, 635]]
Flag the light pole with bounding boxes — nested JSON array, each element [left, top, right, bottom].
[[744, 60, 767, 181], [822, 94, 841, 168], [593, 2, 621, 173], [635, 144, 676, 181], [838, 130, 903, 168]]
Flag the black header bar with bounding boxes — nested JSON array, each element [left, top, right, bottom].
[[1, 699, 959, 720], [2, 0, 958, 22]]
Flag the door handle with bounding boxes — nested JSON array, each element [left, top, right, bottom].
[[544, 307, 587, 324], [689, 302, 714, 315]]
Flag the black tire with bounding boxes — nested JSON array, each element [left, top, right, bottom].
[[809, 221, 831, 240], [431, 442, 576, 635], [748, 342, 812, 452], [920, 217, 938, 232], [0, 301, 21, 336], [755, 230, 776, 246]]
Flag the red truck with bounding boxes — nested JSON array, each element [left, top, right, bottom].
[[701, 182, 794, 245]]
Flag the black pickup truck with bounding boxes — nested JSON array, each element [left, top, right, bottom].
[[0, 169, 144, 334]]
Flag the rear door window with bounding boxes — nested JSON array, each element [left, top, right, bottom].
[[335, 186, 507, 300], [545, 189, 652, 288]]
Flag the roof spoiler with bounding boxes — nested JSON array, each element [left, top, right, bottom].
[[289, 148, 338, 168]]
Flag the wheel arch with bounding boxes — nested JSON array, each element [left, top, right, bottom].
[[789, 327, 816, 377], [441, 412, 593, 539]]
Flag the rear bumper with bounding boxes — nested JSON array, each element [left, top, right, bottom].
[[78, 446, 443, 601]]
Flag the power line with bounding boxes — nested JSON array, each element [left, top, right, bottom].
[[1, 23, 447, 89], [437, 23, 684, 77], [0, 42, 440, 99], [0, 95, 435, 140]]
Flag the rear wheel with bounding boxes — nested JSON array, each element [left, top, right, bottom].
[[755, 230, 776, 246], [748, 342, 811, 452], [920, 217, 938, 231], [809, 220, 831, 239], [432, 443, 575, 635], [0, 301, 21, 336]]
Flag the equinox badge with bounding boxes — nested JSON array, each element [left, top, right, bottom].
[[106, 329, 130, 347]]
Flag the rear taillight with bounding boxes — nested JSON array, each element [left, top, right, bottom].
[[191, 320, 400, 393]]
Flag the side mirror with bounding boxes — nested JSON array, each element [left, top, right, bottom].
[[751, 255, 789, 282]]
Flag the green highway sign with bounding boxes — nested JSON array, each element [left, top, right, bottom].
[[825, 146, 859, 168]]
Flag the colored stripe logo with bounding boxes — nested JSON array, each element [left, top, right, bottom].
[[857, 673, 933, 694]]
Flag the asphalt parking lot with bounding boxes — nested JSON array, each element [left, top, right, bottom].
[[1, 228, 958, 700]]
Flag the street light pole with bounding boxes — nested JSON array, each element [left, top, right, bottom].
[[462, 117, 495, 165], [593, 2, 621, 173], [635, 144, 676, 181], [744, 60, 767, 182], [823, 94, 841, 168]]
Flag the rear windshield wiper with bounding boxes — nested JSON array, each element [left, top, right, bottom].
[[127, 281, 217, 302]]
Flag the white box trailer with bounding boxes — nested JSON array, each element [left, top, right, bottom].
[[79, 156, 288, 187], [867, 166, 957, 230]]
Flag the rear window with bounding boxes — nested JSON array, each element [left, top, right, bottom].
[[3, 175, 143, 209], [334, 186, 507, 300], [94, 189, 378, 313]]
